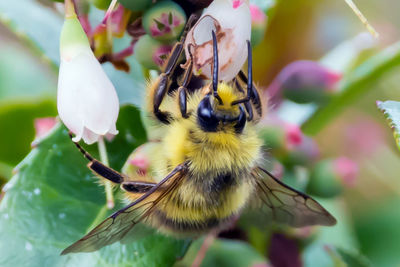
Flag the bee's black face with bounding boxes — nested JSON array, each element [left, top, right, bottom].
[[197, 95, 246, 133]]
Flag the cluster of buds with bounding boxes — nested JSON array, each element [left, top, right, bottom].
[[259, 116, 358, 198], [133, 0, 187, 69], [258, 116, 319, 167]]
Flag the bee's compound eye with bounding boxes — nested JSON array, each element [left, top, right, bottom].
[[234, 106, 246, 134], [197, 95, 219, 132]]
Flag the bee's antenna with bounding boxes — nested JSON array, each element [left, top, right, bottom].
[[211, 30, 223, 105]]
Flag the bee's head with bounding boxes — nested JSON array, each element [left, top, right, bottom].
[[197, 85, 246, 133], [195, 30, 254, 134]]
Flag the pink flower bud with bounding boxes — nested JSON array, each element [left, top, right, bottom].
[[307, 157, 358, 198], [122, 142, 158, 178], [268, 60, 342, 104], [134, 35, 173, 69], [34, 117, 57, 139], [284, 123, 303, 150], [142, 0, 186, 43], [333, 157, 358, 187]]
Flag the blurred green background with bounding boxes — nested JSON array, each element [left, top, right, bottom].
[[1, 0, 400, 266]]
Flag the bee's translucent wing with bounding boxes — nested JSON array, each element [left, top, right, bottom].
[[251, 167, 336, 227], [61, 163, 187, 254]]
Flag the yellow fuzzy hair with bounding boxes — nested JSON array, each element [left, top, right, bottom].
[[131, 80, 264, 233]]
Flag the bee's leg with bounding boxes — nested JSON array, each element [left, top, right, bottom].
[[231, 41, 261, 120], [234, 78, 253, 121], [178, 46, 194, 118], [231, 40, 262, 118], [233, 78, 245, 94], [69, 133, 125, 184], [121, 181, 156, 193], [71, 134, 159, 194], [238, 70, 262, 117], [153, 14, 197, 124]]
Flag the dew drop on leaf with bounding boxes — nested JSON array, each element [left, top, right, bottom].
[[25, 242, 33, 251]]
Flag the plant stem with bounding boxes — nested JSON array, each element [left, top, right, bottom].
[[64, 0, 77, 19], [343, 0, 379, 38], [98, 137, 115, 209], [191, 231, 217, 267], [102, 0, 118, 25]]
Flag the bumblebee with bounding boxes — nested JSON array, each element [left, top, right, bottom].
[[62, 16, 336, 254]]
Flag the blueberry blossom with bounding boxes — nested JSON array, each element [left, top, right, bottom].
[[184, 0, 251, 81], [57, 0, 119, 144]]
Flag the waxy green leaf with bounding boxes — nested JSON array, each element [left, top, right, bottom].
[[0, 106, 189, 266], [377, 100, 400, 152]]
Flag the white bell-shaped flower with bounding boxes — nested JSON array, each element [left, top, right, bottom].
[[57, 1, 119, 144], [184, 0, 251, 81]]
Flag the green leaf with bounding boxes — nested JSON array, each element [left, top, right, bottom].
[[303, 244, 372, 267], [0, 0, 146, 107], [175, 238, 268, 267], [336, 248, 372, 267], [377, 100, 400, 151], [302, 42, 400, 135], [0, 0, 63, 68], [0, 161, 13, 186], [0, 99, 57, 165], [352, 196, 400, 266], [0, 121, 188, 266], [0, 45, 57, 101]]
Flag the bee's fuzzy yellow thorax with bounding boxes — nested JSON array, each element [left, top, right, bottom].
[[154, 85, 262, 177]]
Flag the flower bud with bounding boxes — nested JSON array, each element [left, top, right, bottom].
[[250, 4, 267, 47], [258, 123, 285, 151], [134, 34, 173, 69], [268, 60, 342, 104], [34, 118, 58, 140], [143, 0, 187, 43], [122, 142, 158, 181], [58, 1, 119, 144], [306, 157, 358, 198], [259, 118, 310, 163], [119, 0, 152, 11], [283, 136, 320, 168], [184, 0, 251, 81]]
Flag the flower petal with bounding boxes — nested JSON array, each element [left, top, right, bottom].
[[81, 127, 101, 145], [57, 51, 119, 143], [184, 0, 251, 81]]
